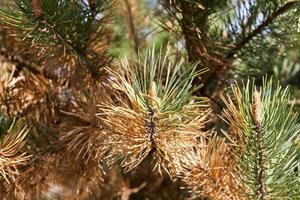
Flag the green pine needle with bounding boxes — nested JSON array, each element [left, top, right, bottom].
[[222, 78, 300, 199], [100, 46, 210, 175]]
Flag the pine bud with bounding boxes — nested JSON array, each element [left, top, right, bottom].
[[252, 88, 262, 124], [148, 81, 161, 108], [149, 81, 157, 99]]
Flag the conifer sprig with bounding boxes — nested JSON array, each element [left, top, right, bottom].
[[99, 47, 210, 176], [0, 0, 111, 52], [0, 113, 30, 183], [181, 135, 247, 200], [0, 0, 113, 78], [4, 84, 110, 200], [221, 79, 300, 199]]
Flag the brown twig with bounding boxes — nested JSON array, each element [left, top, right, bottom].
[[123, 0, 139, 54], [252, 90, 265, 200], [88, 0, 97, 14], [227, 0, 298, 58], [146, 106, 156, 148], [0, 46, 42, 75], [31, 0, 43, 18]]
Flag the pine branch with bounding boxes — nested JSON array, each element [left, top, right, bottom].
[[182, 136, 247, 199], [88, 0, 97, 14], [222, 79, 300, 199], [160, 0, 299, 98], [0, 46, 42, 75], [99, 47, 210, 176], [178, 1, 209, 62], [0, 0, 113, 80], [37, 18, 100, 77], [227, 0, 298, 58], [5, 83, 109, 199], [30, 0, 42, 18], [123, 0, 139, 54], [159, 1, 235, 97]]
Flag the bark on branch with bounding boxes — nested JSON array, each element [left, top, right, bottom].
[[124, 0, 139, 54], [0, 46, 42, 75]]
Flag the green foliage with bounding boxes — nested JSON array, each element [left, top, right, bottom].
[[0, 0, 110, 51], [222, 79, 300, 199], [227, 0, 300, 78], [100, 47, 210, 175], [136, 49, 199, 113], [0, 0, 113, 78], [274, 57, 300, 86], [0, 113, 28, 140], [0, 112, 16, 137], [111, 47, 207, 113], [0, 112, 28, 148]]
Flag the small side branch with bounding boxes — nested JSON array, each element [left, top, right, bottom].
[[40, 19, 100, 78], [31, 0, 43, 17], [124, 0, 139, 54], [227, 0, 298, 58], [0, 46, 42, 75]]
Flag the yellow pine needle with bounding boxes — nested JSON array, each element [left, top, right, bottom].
[[0, 123, 31, 183], [182, 137, 247, 200], [99, 50, 210, 176]]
